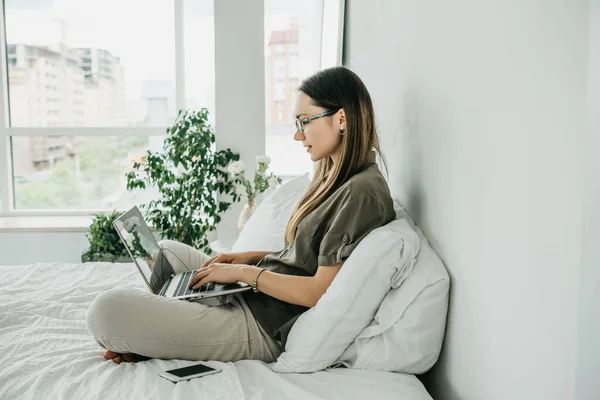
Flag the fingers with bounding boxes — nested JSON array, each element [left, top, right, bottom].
[[191, 276, 208, 291], [201, 254, 220, 268], [189, 270, 203, 289], [201, 253, 234, 269], [189, 267, 211, 289], [191, 272, 209, 290]]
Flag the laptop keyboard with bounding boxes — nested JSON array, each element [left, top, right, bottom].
[[173, 270, 215, 297]]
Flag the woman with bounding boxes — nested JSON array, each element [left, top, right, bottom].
[[86, 66, 396, 364]]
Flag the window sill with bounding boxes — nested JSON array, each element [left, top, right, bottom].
[[0, 215, 162, 233], [0, 215, 94, 232]]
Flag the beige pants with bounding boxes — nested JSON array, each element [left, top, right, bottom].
[[86, 239, 282, 363]]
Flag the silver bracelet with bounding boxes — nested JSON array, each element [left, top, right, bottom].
[[252, 268, 267, 293]]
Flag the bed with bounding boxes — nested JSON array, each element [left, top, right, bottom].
[[0, 261, 433, 400]]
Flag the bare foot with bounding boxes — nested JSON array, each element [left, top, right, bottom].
[[103, 349, 152, 364]]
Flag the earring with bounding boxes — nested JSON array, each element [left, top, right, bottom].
[[339, 126, 345, 135]]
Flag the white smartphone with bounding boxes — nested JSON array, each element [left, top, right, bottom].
[[159, 361, 222, 383]]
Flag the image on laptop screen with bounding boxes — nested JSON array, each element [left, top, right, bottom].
[[114, 207, 175, 294]]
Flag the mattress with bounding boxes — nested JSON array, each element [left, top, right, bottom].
[[0, 261, 433, 400]]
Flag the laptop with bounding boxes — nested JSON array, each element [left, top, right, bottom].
[[112, 206, 252, 305]]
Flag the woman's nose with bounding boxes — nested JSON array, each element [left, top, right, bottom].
[[293, 130, 304, 141]]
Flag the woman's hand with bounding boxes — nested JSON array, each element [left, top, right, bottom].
[[200, 252, 255, 268], [188, 263, 246, 290]]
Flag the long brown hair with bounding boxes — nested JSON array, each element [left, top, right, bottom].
[[284, 66, 388, 244]]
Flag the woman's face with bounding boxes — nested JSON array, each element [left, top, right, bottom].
[[293, 92, 345, 163]]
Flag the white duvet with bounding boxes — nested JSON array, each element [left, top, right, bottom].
[[0, 262, 432, 400]]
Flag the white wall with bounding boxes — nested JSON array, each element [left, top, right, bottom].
[[577, 1, 600, 398], [0, 232, 90, 265], [345, 0, 595, 399], [0, 229, 199, 265]]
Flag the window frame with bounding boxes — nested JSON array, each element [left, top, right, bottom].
[[0, 0, 187, 216], [0, 0, 345, 217]]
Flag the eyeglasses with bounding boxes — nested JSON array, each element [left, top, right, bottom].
[[295, 109, 340, 133]]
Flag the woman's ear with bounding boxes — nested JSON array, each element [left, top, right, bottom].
[[338, 108, 346, 125]]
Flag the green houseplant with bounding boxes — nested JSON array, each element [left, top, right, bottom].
[[125, 108, 243, 254], [81, 210, 130, 262]]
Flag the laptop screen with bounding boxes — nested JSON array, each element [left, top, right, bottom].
[[113, 206, 175, 294]]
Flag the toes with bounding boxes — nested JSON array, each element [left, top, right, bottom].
[[104, 350, 119, 360], [106, 351, 151, 364]]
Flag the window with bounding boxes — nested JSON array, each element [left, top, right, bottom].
[[288, 55, 299, 79], [321, 0, 345, 70], [274, 81, 285, 101], [0, 0, 343, 216], [11, 135, 163, 210], [183, 0, 216, 125], [264, 0, 345, 179], [274, 44, 285, 55], [5, 0, 176, 128], [0, 0, 215, 213], [274, 59, 286, 80]]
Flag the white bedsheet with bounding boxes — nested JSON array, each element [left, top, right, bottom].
[[0, 262, 432, 400]]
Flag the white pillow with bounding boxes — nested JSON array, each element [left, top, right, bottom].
[[271, 213, 421, 373], [335, 202, 450, 374], [269, 172, 311, 202], [230, 173, 310, 253]]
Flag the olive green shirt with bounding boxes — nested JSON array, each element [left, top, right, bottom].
[[241, 161, 396, 350]]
